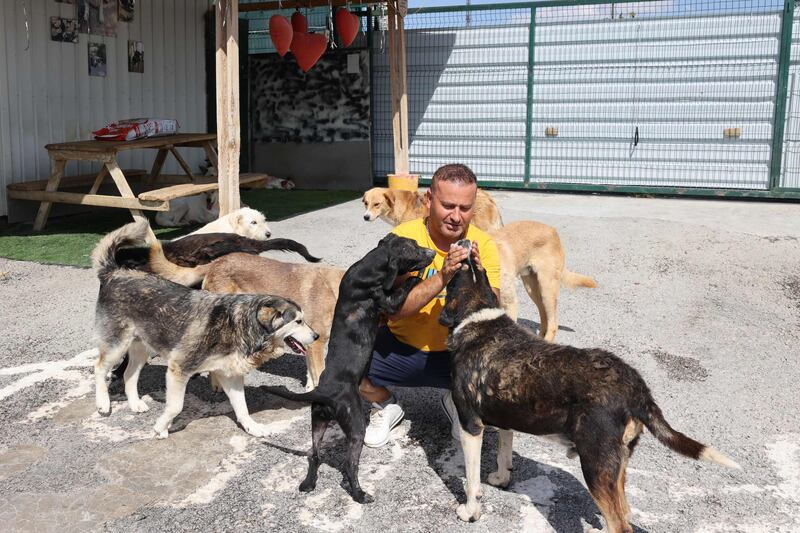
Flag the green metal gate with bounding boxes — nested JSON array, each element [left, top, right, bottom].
[[370, 0, 800, 199]]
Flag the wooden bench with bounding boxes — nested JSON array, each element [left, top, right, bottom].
[[138, 173, 270, 202]]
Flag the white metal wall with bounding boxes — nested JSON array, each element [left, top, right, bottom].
[[372, 6, 786, 190], [782, 11, 800, 189], [0, 0, 213, 218]]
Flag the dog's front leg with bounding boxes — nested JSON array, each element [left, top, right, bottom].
[[153, 367, 190, 438], [214, 373, 269, 437], [458, 427, 484, 522], [381, 276, 422, 315], [487, 429, 513, 488]]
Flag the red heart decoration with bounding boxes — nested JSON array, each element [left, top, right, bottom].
[[291, 11, 308, 33], [335, 8, 359, 47], [290, 32, 328, 72], [269, 15, 293, 57]]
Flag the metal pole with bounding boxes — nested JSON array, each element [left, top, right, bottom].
[[523, 7, 535, 185], [768, 0, 795, 190]]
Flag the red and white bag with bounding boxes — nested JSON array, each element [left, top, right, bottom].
[[92, 118, 179, 141]]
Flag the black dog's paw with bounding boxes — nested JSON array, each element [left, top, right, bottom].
[[299, 480, 316, 493], [353, 490, 374, 504]]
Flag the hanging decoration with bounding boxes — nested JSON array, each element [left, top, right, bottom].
[[291, 10, 308, 33], [335, 8, 359, 47], [290, 32, 328, 72], [269, 15, 293, 57]]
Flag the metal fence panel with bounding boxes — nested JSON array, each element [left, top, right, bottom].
[[781, 9, 800, 188], [371, 0, 795, 194]]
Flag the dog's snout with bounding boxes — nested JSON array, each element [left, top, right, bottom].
[[265, 231, 272, 238], [363, 213, 371, 221]]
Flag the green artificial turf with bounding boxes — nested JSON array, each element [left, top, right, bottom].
[[0, 189, 360, 267]]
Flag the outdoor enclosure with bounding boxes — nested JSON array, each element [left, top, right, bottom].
[[371, 0, 800, 198]]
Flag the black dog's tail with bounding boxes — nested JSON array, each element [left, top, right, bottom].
[[261, 385, 334, 407], [640, 400, 741, 469], [235, 237, 321, 263], [92, 220, 152, 281]]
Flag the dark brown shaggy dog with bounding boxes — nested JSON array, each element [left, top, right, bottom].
[[261, 234, 435, 503], [438, 252, 740, 530]]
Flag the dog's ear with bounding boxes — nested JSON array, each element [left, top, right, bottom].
[[383, 189, 395, 208], [439, 295, 458, 327], [383, 256, 399, 292], [256, 305, 285, 334]]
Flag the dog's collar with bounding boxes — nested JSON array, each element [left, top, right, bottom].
[[452, 307, 505, 337]]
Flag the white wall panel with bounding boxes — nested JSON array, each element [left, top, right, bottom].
[[0, 0, 213, 217]]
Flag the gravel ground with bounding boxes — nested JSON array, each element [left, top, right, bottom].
[[0, 191, 798, 533]]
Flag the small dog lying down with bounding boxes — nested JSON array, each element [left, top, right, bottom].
[[438, 249, 740, 529], [92, 221, 318, 438], [261, 234, 435, 503], [154, 191, 219, 227], [180, 207, 272, 240]]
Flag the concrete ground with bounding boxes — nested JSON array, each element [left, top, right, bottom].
[[0, 191, 799, 533]]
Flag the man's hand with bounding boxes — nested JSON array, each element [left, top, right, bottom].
[[470, 241, 483, 269], [441, 243, 470, 283]]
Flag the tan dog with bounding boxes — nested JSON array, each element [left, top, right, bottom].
[[145, 250, 344, 390], [361, 187, 596, 340], [361, 187, 503, 231]]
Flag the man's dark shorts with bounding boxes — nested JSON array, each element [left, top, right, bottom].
[[366, 326, 451, 389]]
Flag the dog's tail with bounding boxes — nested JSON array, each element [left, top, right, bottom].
[[243, 238, 321, 263], [92, 220, 152, 281], [641, 401, 741, 469], [148, 241, 210, 286], [561, 269, 597, 289], [260, 385, 335, 407]]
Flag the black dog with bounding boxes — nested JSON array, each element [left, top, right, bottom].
[[261, 234, 435, 503], [115, 232, 320, 270], [438, 254, 740, 530]]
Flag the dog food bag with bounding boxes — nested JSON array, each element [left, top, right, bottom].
[[92, 118, 179, 141]]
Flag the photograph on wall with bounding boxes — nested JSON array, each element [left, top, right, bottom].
[[119, 0, 135, 23], [128, 40, 144, 73], [88, 42, 107, 77], [77, 0, 118, 37], [50, 17, 79, 43]]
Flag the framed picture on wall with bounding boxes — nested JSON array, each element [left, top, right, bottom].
[[119, 0, 135, 23], [128, 41, 144, 73], [51, 17, 79, 43], [77, 0, 118, 37], [88, 42, 107, 77]]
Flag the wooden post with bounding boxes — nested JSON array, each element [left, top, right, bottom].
[[387, 0, 410, 177], [215, 0, 241, 216]]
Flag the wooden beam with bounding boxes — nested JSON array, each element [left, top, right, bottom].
[[387, 1, 409, 176], [9, 189, 169, 212], [216, 0, 241, 216], [32, 159, 66, 231], [239, 1, 377, 12]]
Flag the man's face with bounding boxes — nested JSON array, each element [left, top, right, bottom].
[[426, 180, 478, 242]]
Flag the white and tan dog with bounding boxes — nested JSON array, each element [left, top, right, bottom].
[[182, 207, 272, 240], [155, 191, 219, 227]]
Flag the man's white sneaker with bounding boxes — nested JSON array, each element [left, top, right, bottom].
[[364, 402, 404, 448], [441, 391, 461, 441]]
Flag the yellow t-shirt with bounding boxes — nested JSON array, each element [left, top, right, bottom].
[[387, 218, 501, 352]]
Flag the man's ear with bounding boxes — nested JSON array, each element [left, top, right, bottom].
[[423, 189, 432, 209], [383, 189, 395, 208]]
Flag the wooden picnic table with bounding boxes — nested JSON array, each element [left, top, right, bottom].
[[7, 133, 267, 231]]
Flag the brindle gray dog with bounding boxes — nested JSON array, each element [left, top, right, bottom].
[[92, 221, 318, 438], [439, 254, 740, 531], [261, 234, 435, 503]]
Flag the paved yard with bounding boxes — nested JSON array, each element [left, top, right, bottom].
[[0, 191, 798, 532]]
